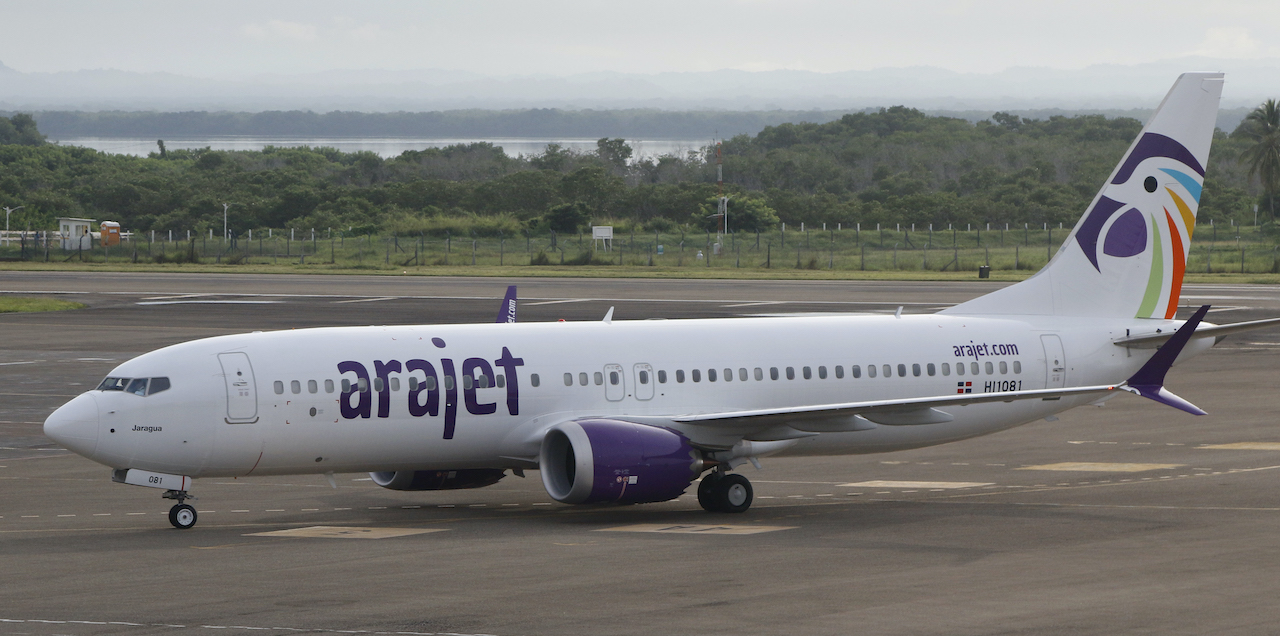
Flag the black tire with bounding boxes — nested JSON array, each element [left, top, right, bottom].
[[697, 473, 723, 512], [711, 474, 753, 513], [169, 504, 197, 529]]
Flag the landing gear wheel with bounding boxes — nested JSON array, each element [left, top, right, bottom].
[[697, 473, 723, 512], [169, 504, 197, 529], [711, 474, 753, 513]]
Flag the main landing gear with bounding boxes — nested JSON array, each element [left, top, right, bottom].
[[697, 470, 753, 513], [163, 489, 197, 529]]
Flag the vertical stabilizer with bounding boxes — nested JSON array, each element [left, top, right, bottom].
[[944, 73, 1224, 318]]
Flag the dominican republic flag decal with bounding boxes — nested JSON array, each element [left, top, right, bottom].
[[957, 382, 972, 394]]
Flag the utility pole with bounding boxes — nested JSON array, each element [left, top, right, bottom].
[[2, 206, 23, 247]]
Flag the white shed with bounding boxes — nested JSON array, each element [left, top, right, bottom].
[[58, 217, 95, 250]]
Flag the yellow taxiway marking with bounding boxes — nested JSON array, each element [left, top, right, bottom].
[[837, 480, 993, 489], [1198, 442, 1280, 451], [596, 524, 796, 535], [244, 526, 445, 539], [1017, 462, 1183, 472]]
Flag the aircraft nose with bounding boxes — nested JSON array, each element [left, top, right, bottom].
[[45, 392, 100, 458]]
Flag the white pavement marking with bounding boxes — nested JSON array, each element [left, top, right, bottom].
[[837, 480, 993, 489], [331, 297, 396, 304], [137, 300, 283, 305], [1199, 442, 1280, 451], [598, 524, 796, 535], [521, 298, 591, 306], [245, 526, 447, 539], [0, 618, 497, 635], [1018, 462, 1184, 472]]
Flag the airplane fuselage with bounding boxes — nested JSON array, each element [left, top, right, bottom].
[[53, 313, 1207, 479]]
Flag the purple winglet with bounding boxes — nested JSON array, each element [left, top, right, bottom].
[[495, 285, 518, 323], [1124, 304, 1210, 415]]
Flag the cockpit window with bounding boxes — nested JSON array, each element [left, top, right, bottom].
[[98, 377, 128, 391], [148, 377, 171, 395], [97, 376, 171, 396]]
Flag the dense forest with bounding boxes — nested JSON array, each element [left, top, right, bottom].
[[0, 107, 1270, 239]]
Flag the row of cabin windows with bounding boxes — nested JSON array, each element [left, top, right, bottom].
[[271, 373, 508, 395], [557, 361, 1022, 387]]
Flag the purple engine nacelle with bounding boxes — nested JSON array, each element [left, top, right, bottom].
[[539, 419, 706, 505], [369, 469, 506, 491]]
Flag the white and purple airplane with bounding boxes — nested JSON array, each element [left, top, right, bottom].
[[44, 73, 1280, 529]]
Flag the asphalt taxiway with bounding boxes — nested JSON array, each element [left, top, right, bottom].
[[2, 272, 1280, 636]]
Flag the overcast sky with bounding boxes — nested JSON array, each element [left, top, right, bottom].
[[2, 0, 1278, 77]]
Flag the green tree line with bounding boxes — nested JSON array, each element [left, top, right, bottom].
[[0, 107, 1274, 238]]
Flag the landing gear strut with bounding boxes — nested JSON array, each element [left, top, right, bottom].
[[163, 489, 197, 529], [697, 471, 753, 513]]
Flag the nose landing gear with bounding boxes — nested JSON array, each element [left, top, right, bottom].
[[163, 489, 197, 529]]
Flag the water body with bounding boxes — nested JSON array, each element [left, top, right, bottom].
[[50, 137, 709, 160]]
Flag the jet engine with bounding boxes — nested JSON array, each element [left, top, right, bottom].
[[369, 469, 506, 491], [539, 419, 707, 505]]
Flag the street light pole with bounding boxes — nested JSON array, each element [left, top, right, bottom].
[[2, 206, 24, 247], [222, 202, 233, 251]]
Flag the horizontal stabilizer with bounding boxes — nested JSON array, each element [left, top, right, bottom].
[[1114, 315, 1280, 348]]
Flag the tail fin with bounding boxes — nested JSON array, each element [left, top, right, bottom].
[[944, 72, 1224, 318]]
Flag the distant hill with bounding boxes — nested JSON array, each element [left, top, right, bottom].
[[0, 58, 1276, 113], [6, 107, 1254, 142]]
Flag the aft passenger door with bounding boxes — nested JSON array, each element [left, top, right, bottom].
[[633, 363, 654, 401], [604, 364, 625, 401], [1040, 335, 1066, 388]]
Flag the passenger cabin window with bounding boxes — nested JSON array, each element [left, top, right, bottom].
[[723, 368, 732, 382], [373, 378, 385, 392], [927, 363, 936, 377], [770, 367, 779, 381], [639, 370, 649, 384], [708, 369, 717, 382], [594, 372, 603, 386], [564, 373, 573, 387], [610, 371, 620, 385], [658, 370, 667, 383], [324, 379, 334, 393], [818, 366, 827, 379], [462, 375, 473, 390], [942, 363, 951, 376], [999, 361, 1008, 374], [443, 376, 455, 391], [868, 365, 877, 378], [308, 380, 318, 394], [391, 378, 401, 391], [1013, 361, 1022, 374], [358, 378, 369, 393], [985, 361, 994, 375], [579, 372, 588, 386], [970, 362, 980, 375], [912, 364, 921, 377], [885, 364, 894, 377], [274, 380, 285, 395], [531, 374, 541, 387], [676, 370, 686, 383], [786, 367, 795, 380], [802, 366, 812, 380], [291, 380, 301, 394], [692, 369, 701, 382], [754, 368, 764, 381], [851, 365, 862, 378], [341, 379, 351, 393], [956, 363, 964, 376], [835, 366, 844, 379]]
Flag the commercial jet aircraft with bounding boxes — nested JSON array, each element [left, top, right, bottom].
[[44, 73, 1280, 529]]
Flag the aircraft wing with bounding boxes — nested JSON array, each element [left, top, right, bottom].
[[669, 383, 1123, 429]]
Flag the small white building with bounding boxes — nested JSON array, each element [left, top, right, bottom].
[[57, 217, 95, 250]]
